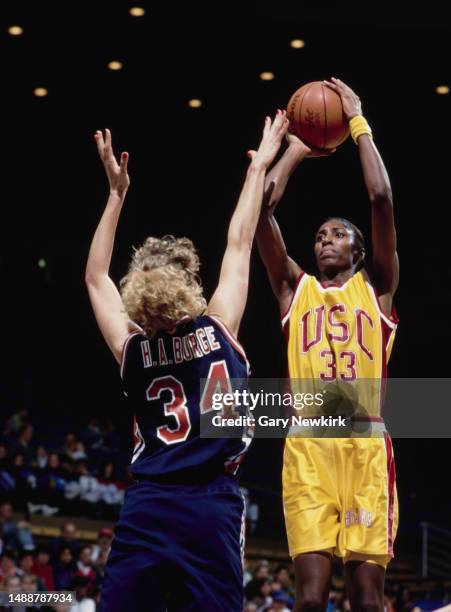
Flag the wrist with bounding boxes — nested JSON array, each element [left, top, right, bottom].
[[349, 115, 372, 144], [247, 161, 267, 174], [287, 140, 309, 156], [284, 142, 309, 166], [109, 188, 127, 199]]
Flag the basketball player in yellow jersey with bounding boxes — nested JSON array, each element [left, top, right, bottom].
[[256, 78, 399, 612]]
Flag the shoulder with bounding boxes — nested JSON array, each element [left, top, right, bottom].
[[119, 330, 148, 379], [204, 314, 247, 352]]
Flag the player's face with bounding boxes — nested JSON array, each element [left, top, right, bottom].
[[314, 220, 357, 273]]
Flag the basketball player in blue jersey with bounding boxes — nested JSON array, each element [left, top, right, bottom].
[[85, 112, 289, 611]]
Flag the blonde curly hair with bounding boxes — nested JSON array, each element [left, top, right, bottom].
[[120, 235, 207, 336]]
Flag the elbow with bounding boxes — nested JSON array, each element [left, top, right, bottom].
[[85, 269, 101, 287], [85, 273, 95, 287], [227, 229, 253, 253], [369, 187, 393, 207]]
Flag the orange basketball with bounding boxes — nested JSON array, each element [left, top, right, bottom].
[[287, 81, 350, 150]]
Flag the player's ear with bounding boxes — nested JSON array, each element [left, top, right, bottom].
[[353, 246, 365, 266]]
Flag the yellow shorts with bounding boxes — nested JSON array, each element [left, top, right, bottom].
[[283, 435, 398, 568]]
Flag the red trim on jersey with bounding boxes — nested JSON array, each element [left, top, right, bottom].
[[384, 432, 396, 557], [280, 271, 305, 323], [379, 315, 397, 412], [370, 282, 399, 325], [206, 315, 248, 362], [120, 331, 143, 379]]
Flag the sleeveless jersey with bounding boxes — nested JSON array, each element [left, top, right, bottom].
[[282, 270, 398, 417], [120, 315, 251, 480]]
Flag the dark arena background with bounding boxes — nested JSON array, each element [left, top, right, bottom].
[[1, 2, 451, 610]]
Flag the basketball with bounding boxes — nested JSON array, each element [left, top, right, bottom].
[[287, 81, 350, 150]]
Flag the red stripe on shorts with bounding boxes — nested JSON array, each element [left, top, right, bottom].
[[384, 432, 396, 557]]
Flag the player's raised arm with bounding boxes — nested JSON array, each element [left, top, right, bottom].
[[256, 134, 332, 313], [207, 110, 289, 337], [255, 134, 308, 311], [85, 129, 139, 363], [324, 78, 399, 310]]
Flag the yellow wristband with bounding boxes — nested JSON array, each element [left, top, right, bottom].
[[349, 115, 372, 144]]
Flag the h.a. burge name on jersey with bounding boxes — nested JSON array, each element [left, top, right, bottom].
[[139, 325, 221, 367]]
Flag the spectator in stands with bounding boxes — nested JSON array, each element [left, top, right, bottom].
[[79, 419, 102, 450], [63, 434, 87, 462], [335, 596, 351, 612], [0, 502, 16, 547], [0, 503, 35, 551], [37, 452, 67, 515], [53, 546, 76, 590], [9, 454, 33, 511], [326, 590, 340, 612], [273, 564, 294, 600], [50, 521, 79, 562], [69, 575, 96, 612], [270, 590, 292, 612], [253, 561, 270, 579], [396, 587, 413, 612], [22, 574, 39, 593], [74, 545, 97, 589], [2, 574, 21, 594], [32, 545, 55, 591], [101, 420, 120, 451], [245, 577, 273, 609], [244, 604, 258, 612], [91, 527, 112, 563], [0, 552, 20, 583], [99, 462, 115, 483], [93, 548, 109, 585], [8, 424, 35, 464], [17, 551, 34, 577], [33, 445, 49, 469], [3, 409, 29, 438], [384, 594, 396, 612], [62, 433, 77, 457]]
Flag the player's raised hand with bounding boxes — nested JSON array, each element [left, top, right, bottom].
[[247, 110, 289, 169], [323, 77, 362, 120], [95, 129, 130, 197]]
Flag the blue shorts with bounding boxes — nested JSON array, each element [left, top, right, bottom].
[[99, 474, 245, 612]]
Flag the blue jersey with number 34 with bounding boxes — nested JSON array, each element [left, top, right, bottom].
[[120, 315, 251, 481]]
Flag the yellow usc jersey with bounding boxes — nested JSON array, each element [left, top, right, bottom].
[[282, 269, 398, 418], [281, 269, 398, 564]]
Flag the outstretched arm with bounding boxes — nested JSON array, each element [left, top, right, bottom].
[[256, 135, 332, 313], [325, 78, 399, 311], [207, 110, 289, 336], [85, 129, 138, 363], [256, 136, 308, 311]]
